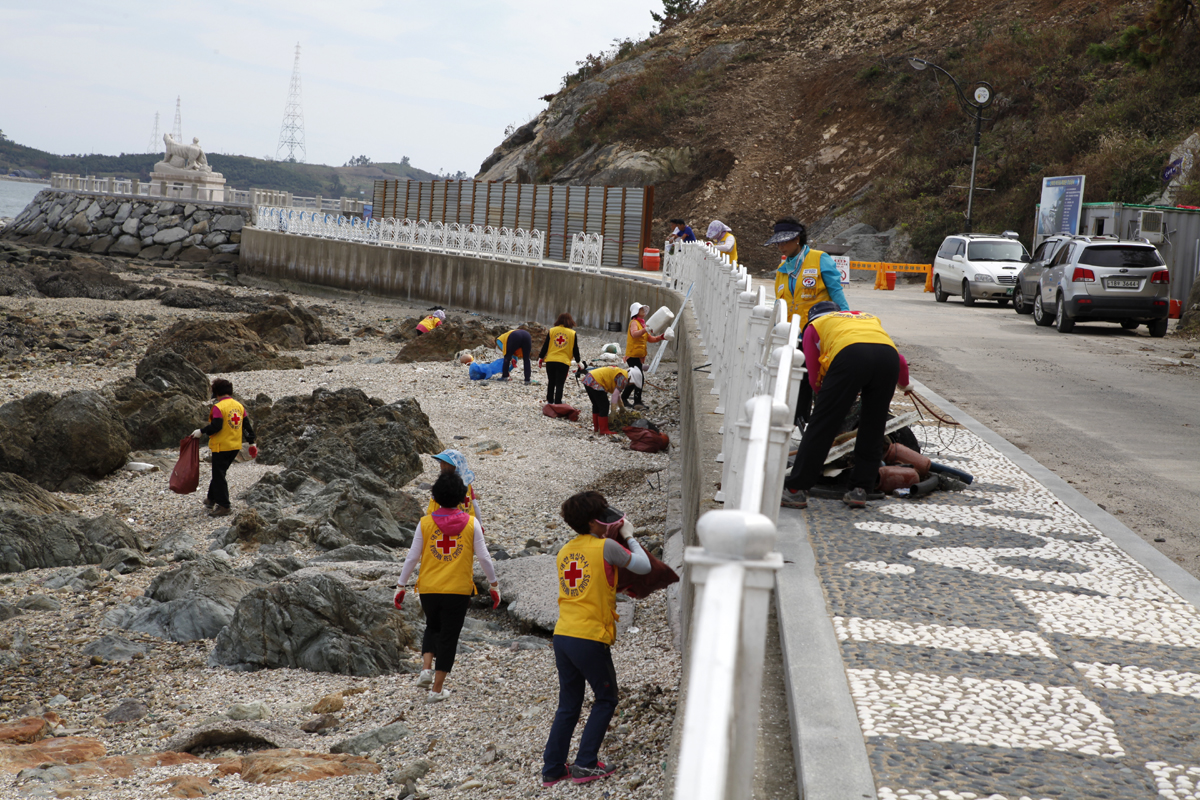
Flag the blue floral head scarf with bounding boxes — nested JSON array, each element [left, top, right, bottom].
[[433, 449, 475, 487]]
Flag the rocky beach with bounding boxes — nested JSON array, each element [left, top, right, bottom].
[[0, 242, 682, 799]]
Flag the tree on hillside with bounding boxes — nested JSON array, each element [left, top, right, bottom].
[[344, 155, 373, 167], [1089, 0, 1196, 68], [651, 0, 701, 32]]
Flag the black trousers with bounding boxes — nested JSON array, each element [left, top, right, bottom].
[[784, 343, 900, 492], [206, 449, 239, 508], [620, 357, 644, 406], [545, 362, 569, 403], [501, 330, 533, 381], [585, 386, 610, 417], [419, 593, 471, 673], [543, 635, 619, 775]]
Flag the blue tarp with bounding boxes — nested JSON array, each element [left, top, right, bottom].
[[468, 357, 514, 381]]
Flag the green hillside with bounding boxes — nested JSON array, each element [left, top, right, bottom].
[[0, 137, 439, 198]]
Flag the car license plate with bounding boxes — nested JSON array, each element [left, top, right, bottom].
[[1005, 288, 1014, 295], [1106, 278, 1140, 289]]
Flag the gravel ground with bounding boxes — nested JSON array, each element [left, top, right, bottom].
[[0, 267, 681, 798]]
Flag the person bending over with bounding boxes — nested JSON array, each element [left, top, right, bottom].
[[497, 327, 533, 383]]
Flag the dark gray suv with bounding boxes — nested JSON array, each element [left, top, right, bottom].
[[1026, 237, 1170, 336]]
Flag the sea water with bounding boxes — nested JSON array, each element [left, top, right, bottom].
[[0, 179, 48, 220]]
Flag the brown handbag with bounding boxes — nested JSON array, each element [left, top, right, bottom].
[[884, 442, 932, 479]]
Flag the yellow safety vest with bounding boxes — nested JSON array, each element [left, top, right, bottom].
[[775, 249, 832, 330], [587, 366, 628, 393], [554, 535, 618, 644], [544, 326, 576, 365], [416, 316, 442, 333], [496, 330, 525, 358], [426, 484, 476, 516], [626, 318, 649, 359], [715, 232, 738, 263], [415, 514, 477, 595], [810, 312, 896, 387], [208, 397, 245, 453]]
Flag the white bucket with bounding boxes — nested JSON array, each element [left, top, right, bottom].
[[646, 306, 675, 336]]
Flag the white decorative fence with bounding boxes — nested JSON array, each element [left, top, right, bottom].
[[255, 206, 572, 268], [48, 173, 367, 214], [665, 242, 802, 800]]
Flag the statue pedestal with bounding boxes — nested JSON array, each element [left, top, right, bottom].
[[149, 166, 226, 203]]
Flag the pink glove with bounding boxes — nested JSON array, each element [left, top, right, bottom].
[[489, 588, 501, 610], [248, 445, 258, 459], [394, 589, 405, 609]]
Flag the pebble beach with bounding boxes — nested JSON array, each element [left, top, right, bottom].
[[0, 266, 682, 799]]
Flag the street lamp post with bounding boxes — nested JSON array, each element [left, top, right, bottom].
[[909, 57, 994, 234]]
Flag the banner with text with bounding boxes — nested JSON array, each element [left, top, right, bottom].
[[1037, 175, 1086, 239]]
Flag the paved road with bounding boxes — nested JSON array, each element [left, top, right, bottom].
[[845, 282, 1200, 580]]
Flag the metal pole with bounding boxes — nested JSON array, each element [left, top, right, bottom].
[[966, 104, 982, 233]]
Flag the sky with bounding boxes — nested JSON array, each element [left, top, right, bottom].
[[0, 0, 658, 175]]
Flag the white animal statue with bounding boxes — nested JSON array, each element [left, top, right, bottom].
[[162, 133, 212, 173]]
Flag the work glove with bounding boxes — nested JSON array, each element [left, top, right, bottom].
[[538, 359, 544, 369], [394, 588, 405, 609], [248, 445, 258, 459], [489, 585, 501, 610], [619, 520, 634, 542], [190, 429, 202, 439], [899, 384, 913, 395]]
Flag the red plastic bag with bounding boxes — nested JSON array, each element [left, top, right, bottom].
[[626, 427, 670, 453], [169, 436, 200, 494], [542, 403, 581, 422]]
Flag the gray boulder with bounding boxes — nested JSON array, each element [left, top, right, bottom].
[[312, 545, 398, 562], [330, 722, 410, 755], [135, 349, 209, 398], [152, 227, 188, 246], [82, 634, 153, 662], [0, 472, 78, 515], [104, 556, 259, 641], [495, 554, 559, 632], [164, 720, 308, 754], [0, 511, 143, 573], [107, 378, 205, 452], [110, 235, 143, 256], [209, 572, 414, 676], [300, 479, 411, 550], [212, 214, 244, 232], [0, 390, 131, 491]]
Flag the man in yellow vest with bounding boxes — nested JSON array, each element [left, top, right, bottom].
[[394, 472, 500, 703], [542, 491, 651, 787], [191, 378, 256, 518], [766, 217, 850, 428], [780, 302, 911, 510], [496, 327, 533, 383]]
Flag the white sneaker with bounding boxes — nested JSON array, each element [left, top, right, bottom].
[[417, 669, 434, 688], [426, 688, 451, 703]]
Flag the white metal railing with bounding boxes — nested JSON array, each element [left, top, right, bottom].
[[667, 241, 799, 800], [568, 231, 603, 272], [255, 206, 547, 266], [48, 173, 366, 214]]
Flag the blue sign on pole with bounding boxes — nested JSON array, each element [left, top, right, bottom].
[[1163, 158, 1184, 183], [1037, 175, 1086, 237]]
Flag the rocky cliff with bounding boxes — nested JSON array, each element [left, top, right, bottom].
[[478, 0, 1200, 273]]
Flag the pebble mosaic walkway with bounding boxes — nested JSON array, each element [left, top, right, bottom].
[[802, 418, 1200, 800]]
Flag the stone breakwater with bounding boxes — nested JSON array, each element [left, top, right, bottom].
[[2, 189, 249, 264]]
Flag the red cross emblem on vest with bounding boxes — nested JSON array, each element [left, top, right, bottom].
[[435, 532, 457, 556], [554, 334, 566, 347], [229, 410, 242, 427], [563, 560, 584, 588]]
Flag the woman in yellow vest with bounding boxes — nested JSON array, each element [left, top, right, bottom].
[[394, 472, 500, 703], [415, 309, 445, 334], [581, 364, 642, 435], [541, 491, 651, 786], [537, 313, 582, 404], [426, 449, 482, 518], [766, 218, 850, 427], [191, 378, 256, 518], [706, 220, 738, 263], [621, 303, 664, 409], [780, 303, 912, 510], [496, 327, 533, 383]]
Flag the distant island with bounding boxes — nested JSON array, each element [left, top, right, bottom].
[[0, 135, 447, 199]]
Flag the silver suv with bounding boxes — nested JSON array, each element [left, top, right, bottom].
[[1028, 237, 1170, 336], [932, 233, 1030, 306]]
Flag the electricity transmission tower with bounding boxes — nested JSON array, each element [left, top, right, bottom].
[[146, 111, 160, 153], [171, 97, 182, 142], [276, 44, 306, 163]]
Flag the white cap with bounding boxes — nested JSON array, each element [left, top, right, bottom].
[[629, 302, 647, 318], [628, 366, 644, 388], [433, 309, 445, 320]]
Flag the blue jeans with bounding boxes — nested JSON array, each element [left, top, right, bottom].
[[542, 634, 619, 776]]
